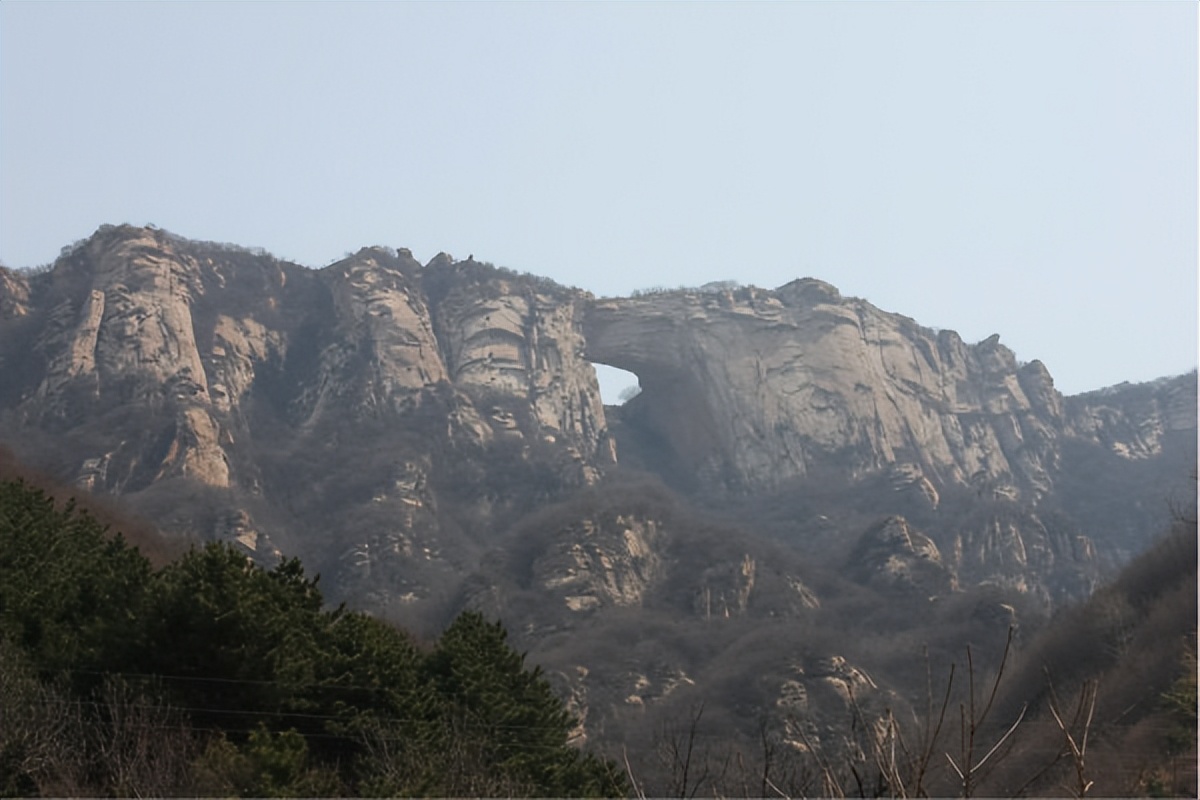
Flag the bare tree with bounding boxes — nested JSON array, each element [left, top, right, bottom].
[[654, 701, 732, 797], [0, 643, 89, 795], [945, 627, 1027, 798], [93, 677, 198, 798], [1044, 674, 1098, 798]]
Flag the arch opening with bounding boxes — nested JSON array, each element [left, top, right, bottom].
[[592, 363, 641, 406]]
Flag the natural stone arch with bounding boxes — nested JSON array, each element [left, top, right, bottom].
[[591, 363, 640, 405]]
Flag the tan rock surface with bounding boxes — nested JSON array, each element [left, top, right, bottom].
[[0, 266, 31, 318], [586, 281, 1194, 498]]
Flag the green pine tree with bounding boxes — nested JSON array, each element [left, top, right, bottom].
[[0, 479, 151, 683], [424, 611, 627, 797]]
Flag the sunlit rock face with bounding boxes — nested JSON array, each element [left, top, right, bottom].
[[423, 256, 615, 471], [532, 515, 666, 612], [304, 247, 448, 418], [42, 230, 210, 397], [0, 266, 31, 318], [0, 226, 614, 554], [21, 228, 241, 488], [1064, 374, 1198, 460], [583, 281, 1055, 496], [585, 281, 1194, 499], [848, 515, 956, 595], [2, 227, 1191, 570]]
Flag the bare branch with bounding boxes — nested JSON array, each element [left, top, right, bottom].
[[623, 744, 647, 800], [1045, 671, 1099, 797], [974, 702, 1027, 772]]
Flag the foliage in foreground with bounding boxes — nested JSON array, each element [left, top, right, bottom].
[[0, 478, 625, 797]]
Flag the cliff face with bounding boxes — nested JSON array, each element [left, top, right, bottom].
[[3, 228, 1190, 517], [583, 280, 1191, 600], [0, 266, 31, 318], [0, 227, 615, 617], [422, 257, 614, 472], [20, 229, 252, 488], [1065, 375, 1198, 459], [0, 226, 612, 496], [585, 280, 1191, 501], [0, 226, 1193, 757]]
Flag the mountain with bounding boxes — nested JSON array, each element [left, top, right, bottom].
[[0, 225, 1193, 788]]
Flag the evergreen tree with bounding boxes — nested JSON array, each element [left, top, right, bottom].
[[139, 544, 330, 738], [0, 479, 627, 796], [425, 611, 626, 797], [0, 479, 150, 684]]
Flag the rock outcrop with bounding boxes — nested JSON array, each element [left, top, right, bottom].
[[848, 515, 956, 595], [1065, 374, 1198, 459], [0, 228, 627, 631], [533, 515, 665, 612], [0, 226, 613, 496], [0, 266, 31, 318], [0, 228, 1189, 553], [587, 281, 1192, 500], [0, 225, 1193, 770], [4, 228, 1192, 519]]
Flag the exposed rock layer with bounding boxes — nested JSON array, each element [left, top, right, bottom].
[[0, 226, 1193, 760], [0, 228, 1192, 592], [584, 280, 1193, 500], [2, 230, 1192, 511]]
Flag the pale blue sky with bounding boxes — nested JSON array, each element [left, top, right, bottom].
[[2, 1, 1196, 400]]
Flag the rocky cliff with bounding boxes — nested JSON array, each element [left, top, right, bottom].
[[0, 226, 618, 621], [1, 227, 611, 487], [585, 280, 1192, 503], [0, 225, 1193, 760], [2, 228, 1191, 509]]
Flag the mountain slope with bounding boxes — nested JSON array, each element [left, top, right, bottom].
[[0, 225, 1193, 764]]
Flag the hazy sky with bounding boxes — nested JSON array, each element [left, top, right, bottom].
[[2, 2, 1196, 400]]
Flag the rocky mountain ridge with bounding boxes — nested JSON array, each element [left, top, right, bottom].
[[588, 280, 1191, 503], [4, 226, 1188, 498], [0, 224, 1193, 757]]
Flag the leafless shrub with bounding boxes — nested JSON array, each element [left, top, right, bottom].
[[1044, 674, 1098, 798], [0, 643, 89, 795], [945, 627, 1027, 797], [93, 677, 198, 797], [654, 701, 734, 798]]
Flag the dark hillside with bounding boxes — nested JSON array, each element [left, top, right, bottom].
[[0, 443, 186, 567], [0, 469, 625, 797], [980, 508, 1197, 797]]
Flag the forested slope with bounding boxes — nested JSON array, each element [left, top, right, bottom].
[[0, 475, 624, 797]]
